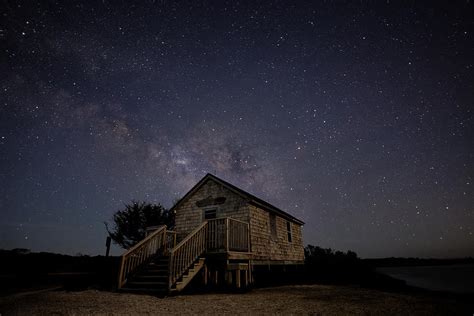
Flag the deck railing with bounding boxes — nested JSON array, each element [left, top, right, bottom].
[[227, 218, 249, 251], [206, 218, 249, 252], [169, 222, 208, 286], [206, 218, 226, 251], [117, 226, 176, 289]]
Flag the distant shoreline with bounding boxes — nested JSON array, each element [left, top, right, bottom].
[[364, 257, 474, 267], [376, 264, 474, 296]]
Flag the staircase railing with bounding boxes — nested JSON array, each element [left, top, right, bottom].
[[169, 222, 208, 286], [118, 225, 169, 289]]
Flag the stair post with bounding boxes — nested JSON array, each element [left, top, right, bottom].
[[226, 217, 229, 252]]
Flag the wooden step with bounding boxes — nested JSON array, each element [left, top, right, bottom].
[[173, 258, 206, 292], [151, 262, 169, 266], [146, 268, 168, 274], [146, 265, 168, 270], [147, 266, 168, 271], [133, 275, 168, 282], [144, 266, 168, 271], [126, 281, 168, 288], [151, 257, 169, 262]]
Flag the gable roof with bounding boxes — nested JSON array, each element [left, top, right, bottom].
[[170, 173, 305, 225]]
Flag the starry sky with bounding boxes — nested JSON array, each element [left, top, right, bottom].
[[1, 1, 473, 258]]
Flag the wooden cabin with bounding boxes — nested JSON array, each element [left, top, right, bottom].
[[117, 173, 305, 294]]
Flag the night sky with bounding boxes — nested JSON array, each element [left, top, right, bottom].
[[1, 1, 473, 258]]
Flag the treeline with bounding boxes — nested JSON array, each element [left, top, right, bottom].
[[305, 245, 359, 266], [0, 249, 119, 274], [302, 245, 406, 290], [364, 257, 474, 267], [255, 245, 407, 290], [304, 245, 368, 283], [0, 249, 119, 295]]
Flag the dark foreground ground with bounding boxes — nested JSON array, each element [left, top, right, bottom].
[[0, 284, 472, 315]]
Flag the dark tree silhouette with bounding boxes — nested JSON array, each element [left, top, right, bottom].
[[303, 245, 366, 283], [105, 201, 174, 249]]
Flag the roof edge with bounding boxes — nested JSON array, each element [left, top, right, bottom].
[[171, 173, 305, 225], [168, 174, 212, 213]]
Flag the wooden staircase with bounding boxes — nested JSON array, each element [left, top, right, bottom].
[[118, 222, 209, 295], [173, 257, 205, 292], [120, 255, 206, 294], [168, 222, 208, 290], [117, 218, 250, 295], [120, 255, 170, 295]]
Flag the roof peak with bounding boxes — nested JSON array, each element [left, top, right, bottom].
[[192, 173, 304, 225]]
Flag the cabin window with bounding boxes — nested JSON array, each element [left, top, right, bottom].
[[269, 213, 277, 239], [203, 208, 217, 220], [286, 221, 292, 243]]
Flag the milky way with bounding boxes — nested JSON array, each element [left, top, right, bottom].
[[1, 1, 473, 257]]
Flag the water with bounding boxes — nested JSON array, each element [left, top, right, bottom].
[[377, 264, 474, 294]]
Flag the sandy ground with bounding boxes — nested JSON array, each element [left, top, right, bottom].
[[0, 284, 470, 315]]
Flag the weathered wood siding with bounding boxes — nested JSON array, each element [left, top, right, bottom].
[[174, 178, 304, 262], [174, 179, 249, 240], [249, 205, 304, 262]]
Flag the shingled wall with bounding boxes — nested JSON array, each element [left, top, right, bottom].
[[174, 178, 249, 240], [249, 205, 304, 262]]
